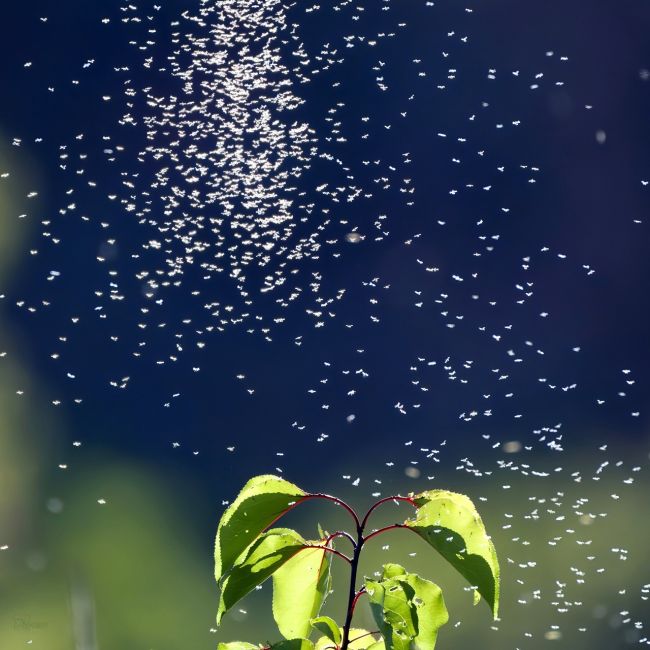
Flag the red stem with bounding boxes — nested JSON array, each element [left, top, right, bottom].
[[363, 523, 413, 544], [304, 494, 362, 528], [303, 544, 352, 564], [340, 527, 364, 650], [349, 630, 379, 645], [262, 493, 418, 650], [325, 530, 357, 551], [340, 498, 419, 650], [262, 493, 361, 534], [360, 495, 416, 529], [350, 588, 367, 614]]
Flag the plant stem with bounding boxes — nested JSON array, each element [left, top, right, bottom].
[[340, 527, 364, 650], [363, 523, 411, 545], [340, 498, 418, 650], [303, 544, 352, 564], [263, 494, 360, 536], [350, 587, 367, 614], [360, 495, 415, 529], [348, 630, 378, 645], [306, 494, 362, 529], [325, 531, 358, 550]]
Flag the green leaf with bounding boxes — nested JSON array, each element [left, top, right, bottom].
[[218, 643, 260, 650], [270, 640, 315, 650], [217, 528, 307, 624], [347, 629, 382, 650], [382, 563, 407, 579], [366, 578, 416, 650], [366, 565, 448, 650], [404, 490, 500, 617], [215, 475, 306, 585], [397, 573, 448, 650], [366, 643, 386, 650], [314, 629, 378, 650], [310, 616, 341, 645], [314, 636, 337, 650], [273, 541, 332, 638]]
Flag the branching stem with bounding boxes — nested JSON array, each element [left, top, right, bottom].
[[348, 630, 379, 645], [350, 587, 367, 615], [325, 530, 358, 550], [360, 495, 415, 529], [303, 544, 352, 564], [340, 526, 363, 650], [305, 494, 362, 529], [263, 493, 361, 537], [340, 496, 416, 650], [363, 523, 411, 545], [317, 497, 417, 650]]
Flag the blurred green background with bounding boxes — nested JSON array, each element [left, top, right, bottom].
[[0, 85, 649, 650], [1, 1, 650, 648], [0, 196, 647, 650]]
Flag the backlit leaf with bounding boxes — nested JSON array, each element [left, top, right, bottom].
[[217, 528, 306, 624], [348, 629, 382, 650], [273, 540, 332, 638], [270, 640, 315, 650], [310, 616, 341, 645], [366, 565, 448, 650], [215, 475, 306, 585], [366, 576, 416, 650], [397, 572, 448, 650], [404, 490, 500, 617], [366, 643, 386, 650], [218, 643, 260, 650], [382, 563, 407, 579], [314, 629, 379, 650]]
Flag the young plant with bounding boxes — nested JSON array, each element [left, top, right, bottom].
[[214, 475, 499, 650]]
